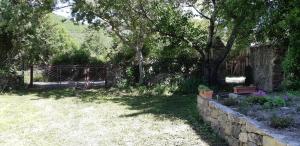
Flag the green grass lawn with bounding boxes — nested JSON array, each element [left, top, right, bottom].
[[0, 89, 226, 146]]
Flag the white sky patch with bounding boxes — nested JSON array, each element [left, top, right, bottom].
[[53, 1, 72, 18], [53, 2, 201, 19]]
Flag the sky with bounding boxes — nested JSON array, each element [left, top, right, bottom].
[[53, 2, 200, 19], [53, 2, 72, 18]]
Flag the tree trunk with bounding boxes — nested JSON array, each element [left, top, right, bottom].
[[136, 45, 144, 85], [205, 22, 241, 85], [29, 65, 34, 87]]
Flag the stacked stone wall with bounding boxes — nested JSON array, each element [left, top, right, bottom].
[[197, 96, 299, 146]]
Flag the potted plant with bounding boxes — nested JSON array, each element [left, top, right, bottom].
[[198, 85, 214, 99]]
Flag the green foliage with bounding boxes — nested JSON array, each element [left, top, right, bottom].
[[223, 98, 238, 106], [198, 85, 210, 92], [282, 5, 300, 89], [0, 0, 56, 66], [246, 96, 269, 105], [51, 49, 103, 65], [262, 97, 286, 109], [270, 115, 294, 129], [177, 78, 203, 94], [48, 13, 87, 45], [283, 36, 300, 90], [271, 97, 286, 107], [0, 1, 80, 68], [246, 96, 286, 109], [22, 15, 79, 65], [0, 68, 15, 77], [116, 75, 203, 96], [81, 29, 115, 62]]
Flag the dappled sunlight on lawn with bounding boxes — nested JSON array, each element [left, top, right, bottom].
[[0, 89, 227, 146]]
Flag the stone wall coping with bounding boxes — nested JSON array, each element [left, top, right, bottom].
[[199, 96, 300, 146]]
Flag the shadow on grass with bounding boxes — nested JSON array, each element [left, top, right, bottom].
[[109, 94, 228, 146], [10, 88, 228, 146]]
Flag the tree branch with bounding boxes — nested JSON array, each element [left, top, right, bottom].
[[190, 5, 210, 20], [216, 22, 241, 65], [53, 4, 73, 11]]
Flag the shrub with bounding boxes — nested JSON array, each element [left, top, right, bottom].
[[282, 3, 300, 90], [252, 90, 267, 97], [223, 98, 238, 106], [272, 96, 286, 107], [198, 85, 210, 92], [270, 115, 294, 129], [262, 96, 286, 109], [52, 49, 103, 65], [176, 77, 203, 94], [246, 96, 268, 105]]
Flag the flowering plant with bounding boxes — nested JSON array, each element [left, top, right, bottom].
[[252, 90, 267, 97]]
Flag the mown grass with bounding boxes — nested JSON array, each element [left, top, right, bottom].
[[0, 88, 227, 146]]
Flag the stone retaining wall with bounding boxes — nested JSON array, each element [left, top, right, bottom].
[[197, 95, 299, 146]]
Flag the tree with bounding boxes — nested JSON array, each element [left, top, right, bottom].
[[0, 0, 79, 67], [22, 15, 79, 66], [128, 0, 266, 84], [182, 0, 266, 84], [72, 0, 155, 84], [281, 0, 300, 89], [0, 0, 56, 67], [81, 29, 114, 62]]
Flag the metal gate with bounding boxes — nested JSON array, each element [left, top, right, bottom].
[[29, 65, 107, 88]]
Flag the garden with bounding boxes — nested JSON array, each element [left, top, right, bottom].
[[197, 84, 300, 145], [1, 0, 300, 146], [220, 90, 300, 138]]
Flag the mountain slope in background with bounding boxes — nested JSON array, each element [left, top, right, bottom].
[[48, 13, 87, 45]]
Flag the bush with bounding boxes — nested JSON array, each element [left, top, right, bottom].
[[0, 68, 11, 77], [246, 96, 269, 105], [272, 96, 286, 107], [176, 77, 203, 94], [223, 98, 238, 106], [198, 85, 210, 92], [247, 95, 286, 109], [51, 49, 103, 65], [282, 5, 300, 90], [262, 96, 286, 109], [270, 115, 294, 129]]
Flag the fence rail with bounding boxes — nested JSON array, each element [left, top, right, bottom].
[[29, 65, 107, 88]]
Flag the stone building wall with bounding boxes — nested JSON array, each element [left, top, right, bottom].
[[250, 45, 286, 92], [197, 95, 298, 146]]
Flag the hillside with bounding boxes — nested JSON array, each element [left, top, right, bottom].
[[48, 13, 88, 45]]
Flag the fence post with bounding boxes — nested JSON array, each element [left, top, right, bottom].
[[105, 65, 108, 88], [29, 65, 33, 87]]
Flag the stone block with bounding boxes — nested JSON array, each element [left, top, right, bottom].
[[231, 124, 241, 138], [239, 133, 248, 143], [241, 125, 247, 133], [246, 122, 266, 135], [263, 136, 287, 146], [224, 123, 232, 135], [247, 141, 258, 146], [226, 136, 240, 146], [248, 133, 262, 146], [210, 109, 219, 118]]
